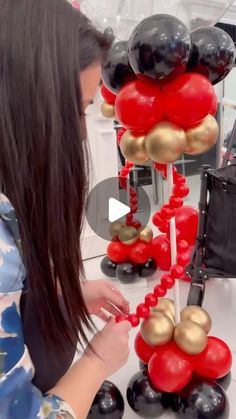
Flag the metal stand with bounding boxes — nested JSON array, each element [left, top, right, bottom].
[[186, 165, 210, 306]]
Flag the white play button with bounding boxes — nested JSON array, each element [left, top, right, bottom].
[[108, 198, 130, 223]]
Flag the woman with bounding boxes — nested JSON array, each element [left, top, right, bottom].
[[0, 1, 131, 418]]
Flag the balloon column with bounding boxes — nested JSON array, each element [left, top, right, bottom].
[[100, 13, 235, 419]]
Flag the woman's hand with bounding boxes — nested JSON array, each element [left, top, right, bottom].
[[81, 280, 130, 321], [87, 319, 131, 378]]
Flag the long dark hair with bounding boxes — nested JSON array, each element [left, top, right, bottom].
[[0, 0, 112, 349]]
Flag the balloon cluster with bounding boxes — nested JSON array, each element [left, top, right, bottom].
[[127, 369, 230, 419], [101, 163, 158, 283], [129, 301, 232, 418], [101, 16, 235, 162]]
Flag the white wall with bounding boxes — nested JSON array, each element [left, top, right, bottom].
[[81, 92, 119, 260]]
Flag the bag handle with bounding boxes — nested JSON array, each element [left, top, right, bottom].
[[222, 118, 236, 168]]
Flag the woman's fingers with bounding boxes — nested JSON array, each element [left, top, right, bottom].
[[97, 308, 112, 323], [105, 283, 130, 314]]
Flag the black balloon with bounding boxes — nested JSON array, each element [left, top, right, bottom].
[[116, 262, 139, 283], [139, 258, 157, 278], [128, 14, 191, 81], [87, 381, 124, 419], [127, 370, 170, 418], [171, 377, 230, 419], [101, 256, 117, 278], [217, 372, 232, 392], [188, 27, 236, 85], [102, 41, 135, 93]]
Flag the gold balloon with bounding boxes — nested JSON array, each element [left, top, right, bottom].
[[120, 130, 149, 165], [145, 121, 187, 164], [185, 115, 219, 155], [141, 313, 175, 346], [118, 226, 139, 246], [181, 306, 212, 334], [101, 102, 115, 118], [139, 226, 153, 243], [109, 222, 124, 239], [174, 320, 208, 355], [152, 298, 175, 323]]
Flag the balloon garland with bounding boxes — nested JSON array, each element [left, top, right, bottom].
[[100, 13, 235, 418]]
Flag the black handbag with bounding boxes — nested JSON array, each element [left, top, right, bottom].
[[204, 120, 236, 276]]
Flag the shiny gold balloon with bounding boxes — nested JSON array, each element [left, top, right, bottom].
[[120, 130, 149, 165], [174, 320, 208, 355], [152, 298, 175, 322], [141, 313, 175, 346], [101, 102, 116, 119], [145, 121, 187, 164], [139, 226, 153, 244], [185, 115, 219, 156], [109, 222, 124, 239], [181, 306, 212, 334], [118, 226, 139, 246]]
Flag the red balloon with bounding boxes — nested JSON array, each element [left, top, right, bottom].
[[175, 206, 199, 246], [194, 337, 232, 379], [161, 274, 175, 289], [136, 304, 150, 319], [161, 204, 175, 220], [115, 79, 164, 133], [174, 174, 186, 185], [107, 241, 129, 263], [154, 285, 167, 298], [134, 332, 156, 364], [129, 242, 151, 264], [148, 341, 193, 392], [177, 240, 190, 253], [101, 84, 117, 104], [163, 73, 215, 129], [171, 264, 185, 278], [173, 184, 190, 198], [177, 252, 191, 267], [152, 235, 171, 271], [169, 196, 184, 209]]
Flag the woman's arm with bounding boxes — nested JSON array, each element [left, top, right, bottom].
[[49, 319, 131, 419], [0, 217, 76, 418], [48, 354, 105, 419]]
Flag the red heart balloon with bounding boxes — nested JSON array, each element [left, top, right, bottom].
[[152, 235, 171, 271], [193, 337, 232, 379], [148, 341, 193, 393], [175, 206, 199, 246]]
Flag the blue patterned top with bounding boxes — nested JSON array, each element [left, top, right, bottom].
[[0, 193, 75, 418]]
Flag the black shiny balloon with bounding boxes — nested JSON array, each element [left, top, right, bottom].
[[127, 370, 168, 418], [217, 372, 232, 392], [101, 256, 117, 278], [102, 41, 135, 93], [188, 27, 236, 85], [171, 377, 230, 419], [128, 14, 191, 81], [87, 381, 124, 419], [116, 262, 139, 283], [139, 258, 157, 278]]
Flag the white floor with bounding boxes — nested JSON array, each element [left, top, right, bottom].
[[83, 174, 236, 418]]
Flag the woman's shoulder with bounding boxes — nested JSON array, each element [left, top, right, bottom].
[[0, 193, 25, 293]]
